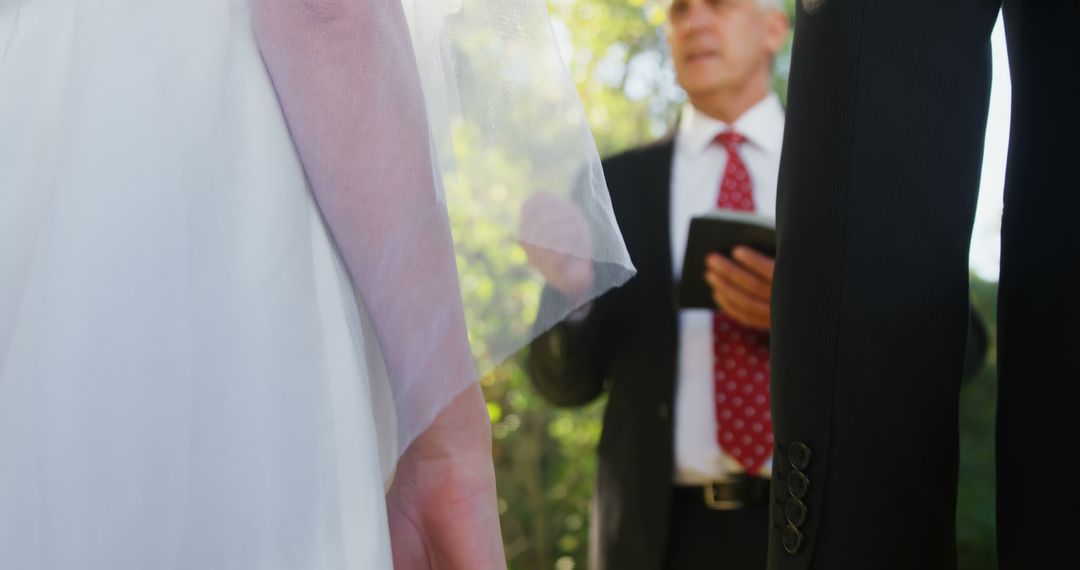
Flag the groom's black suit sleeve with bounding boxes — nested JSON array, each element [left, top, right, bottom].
[[770, 1, 1079, 569]]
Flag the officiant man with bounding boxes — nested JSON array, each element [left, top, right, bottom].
[[527, 1, 790, 568], [526, 0, 990, 567]]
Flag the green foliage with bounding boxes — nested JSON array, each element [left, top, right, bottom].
[[957, 277, 999, 569], [547, 0, 681, 154], [483, 361, 605, 570]]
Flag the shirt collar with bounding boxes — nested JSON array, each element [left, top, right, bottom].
[[676, 92, 785, 157]]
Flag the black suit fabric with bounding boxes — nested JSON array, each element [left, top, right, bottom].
[[529, 140, 679, 570], [770, 1, 1079, 570]]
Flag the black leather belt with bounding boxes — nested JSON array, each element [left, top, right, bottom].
[[675, 475, 771, 511]]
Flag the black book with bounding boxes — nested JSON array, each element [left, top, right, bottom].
[[677, 210, 776, 310]]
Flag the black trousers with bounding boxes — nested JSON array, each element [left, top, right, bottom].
[[662, 487, 769, 570], [770, 1, 1079, 569]]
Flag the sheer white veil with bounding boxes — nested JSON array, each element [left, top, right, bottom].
[[251, 0, 635, 482], [382, 0, 634, 457]]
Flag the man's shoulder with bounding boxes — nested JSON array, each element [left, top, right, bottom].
[[601, 137, 675, 173], [600, 137, 676, 200], [597, 137, 675, 214]]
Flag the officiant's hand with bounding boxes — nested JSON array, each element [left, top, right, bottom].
[[705, 246, 774, 332], [519, 192, 594, 296], [387, 384, 506, 570]]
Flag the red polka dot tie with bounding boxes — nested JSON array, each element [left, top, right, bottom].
[[712, 131, 773, 474]]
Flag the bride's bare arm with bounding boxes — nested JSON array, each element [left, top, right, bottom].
[[252, 2, 504, 568], [251, 0, 475, 418]]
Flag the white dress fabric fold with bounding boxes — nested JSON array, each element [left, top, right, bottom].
[[0, 1, 394, 567]]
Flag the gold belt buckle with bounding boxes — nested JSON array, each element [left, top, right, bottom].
[[703, 480, 743, 511]]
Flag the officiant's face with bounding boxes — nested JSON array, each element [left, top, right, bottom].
[[667, 0, 786, 100]]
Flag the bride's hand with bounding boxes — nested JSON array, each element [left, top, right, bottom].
[[386, 384, 506, 570]]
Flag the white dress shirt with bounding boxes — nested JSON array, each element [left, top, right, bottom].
[[671, 94, 785, 484]]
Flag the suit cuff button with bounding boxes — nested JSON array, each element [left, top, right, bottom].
[[782, 523, 803, 554], [787, 441, 812, 471], [785, 497, 808, 527], [787, 470, 810, 499]]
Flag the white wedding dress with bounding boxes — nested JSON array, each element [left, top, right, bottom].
[[0, 1, 397, 567]]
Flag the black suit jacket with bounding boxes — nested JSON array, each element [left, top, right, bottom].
[[769, 1, 1068, 569], [529, 138, 678, 570]]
